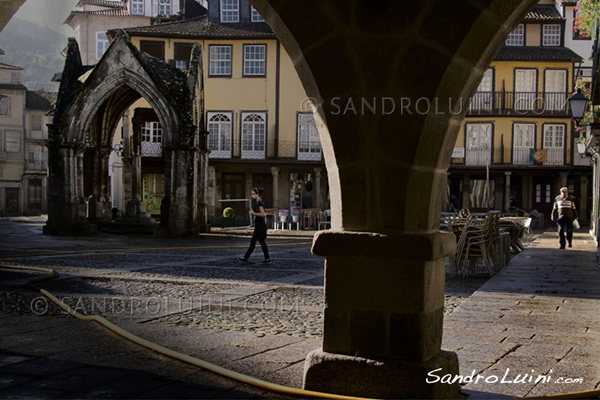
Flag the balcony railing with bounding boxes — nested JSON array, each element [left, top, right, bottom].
[[467, 91, 570, 116], [27, 161, 47, 171], [208, 140, 323, 162], [451, 147, 565, 166]]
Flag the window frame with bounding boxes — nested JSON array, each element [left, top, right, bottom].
[[243, 44, 267, 77], [158, 0, 171, 16], [512, 122, 536, 165], [207, 111, 233, 159], [96, 31, 110, 60], [240, 112, 267, 159], [208, 45, 233, 77], [542, 123, 566, 165], [131, 0, 144, 15], [251, 6, 265, 22], [10, 72, 20, 84], [464, 122, 493, 166], [297, 113, 322, 161], [505, 24, 524, 46], [141, 121, 163, 157], [220, 0, 239, 23], [31, 114, 42, 133], [0, 97, 10, 116], [5, 131, 20, 152], [542, 24, 561, 46]]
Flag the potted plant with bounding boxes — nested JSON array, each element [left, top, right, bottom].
[[221, 207, 236, 227]]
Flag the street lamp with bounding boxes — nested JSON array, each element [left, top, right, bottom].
[[569, 89, 590, 156], [569, 88, 589, 125]]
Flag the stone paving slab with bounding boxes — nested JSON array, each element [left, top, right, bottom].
[[444, 229, 600, 398], [2, 218, 600, 399]]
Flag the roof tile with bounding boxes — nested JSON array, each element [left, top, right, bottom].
[[496, 46, 583, 61], [119, 16, 276, 39], [524, 4, 564, 22]]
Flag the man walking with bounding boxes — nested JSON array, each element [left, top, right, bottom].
[[551, 187, 578, 249]]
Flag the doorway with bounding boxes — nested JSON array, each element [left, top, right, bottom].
[[532, 177, 555, 219]]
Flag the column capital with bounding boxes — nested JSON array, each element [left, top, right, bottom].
[[314, 167, 322, 175], [504, 171, 512, 176], [312, 230, 456, 261], [270, 166, 280, 176]]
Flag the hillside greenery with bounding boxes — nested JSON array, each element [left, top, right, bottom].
[[0, 17, 69, 92]]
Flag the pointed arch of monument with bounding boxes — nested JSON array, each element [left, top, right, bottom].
[[247, 1, 539, 398], [44, 30, 209, 237]]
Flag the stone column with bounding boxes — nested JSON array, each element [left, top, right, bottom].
[[305, 231, 458, 398], [505, 171, 511, 213], [44, 132, 96, 235], [119, 116, 154, 227], [271, 166, 280, 207], [88, 146, 113, 225], [313, 167, 322, 209]]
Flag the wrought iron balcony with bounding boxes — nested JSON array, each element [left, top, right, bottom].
[[467, 91, 571, 116], [451, 147, 566, 166], [207, 140, 323, 162]]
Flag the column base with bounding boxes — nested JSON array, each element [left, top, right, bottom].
[[303, 349, 459, 399]]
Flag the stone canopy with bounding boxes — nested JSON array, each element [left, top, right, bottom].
[[44, 29, 210, 237]]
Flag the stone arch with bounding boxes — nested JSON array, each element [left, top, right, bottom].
[[248, 1, 539, 398], [44, 31, 209, 236]]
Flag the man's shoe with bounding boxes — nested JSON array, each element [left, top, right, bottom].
[[559, 246, 565, 249], [238, 257, 249, 263], [261, 259, 271, 264], [568, 243, 572, 248]]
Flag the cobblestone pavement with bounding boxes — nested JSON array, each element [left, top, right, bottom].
[[2, 216, 564, 399]]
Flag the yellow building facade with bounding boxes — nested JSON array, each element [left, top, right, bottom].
[[449, 2, 592, 221], [109, 1, 326, 227]]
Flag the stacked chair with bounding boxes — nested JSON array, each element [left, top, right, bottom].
[[444, 211, 511, 277]]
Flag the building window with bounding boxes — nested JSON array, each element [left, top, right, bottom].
[[514, 68, 537, 111], [220, 0, 239, 22], [140, 40, 165, 61], [543, 124, 564, 165], [31, 115, 42, 132], [209, 45, 232, 76], [241, 112, 266, 159], [159, 0, 171, 15], [0, 97, 10, 116], [96, 32, 110, 60], [174, 42, 194, 71], [251, 6, 264, 22], [513, 123, 535, 165], [465, 123, 492, 165], [131, 0, 144, 15], [27, 145, 43, 170], [469, 68, 494, 111], [5, 131, 20, 152], [10, 72, 20, 84], [207, 112, 232, 158], [542, 24, 561, 46], [505, 24, 524, 46], [297, 113, 321, 161], [28, 179, 42, 209], [141, 121, 163, 157], [544, 69, 567, 111], [243, 45, 266, 76]]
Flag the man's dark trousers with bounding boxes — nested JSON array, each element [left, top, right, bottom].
[[557, 217, 573, 248]]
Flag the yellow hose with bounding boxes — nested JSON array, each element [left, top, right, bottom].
[[2, 263, 599, 400]]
